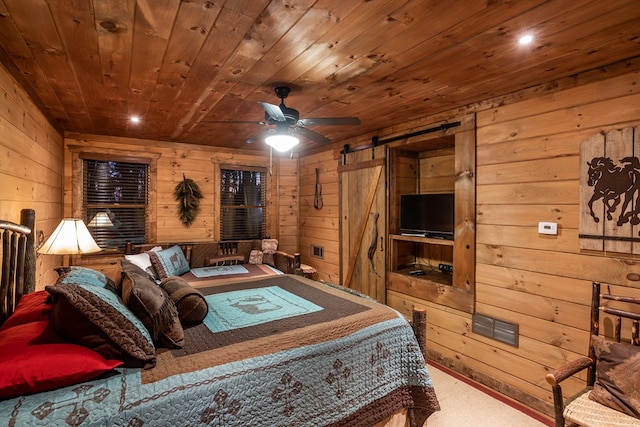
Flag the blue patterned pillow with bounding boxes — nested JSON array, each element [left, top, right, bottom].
[[56, 266, 117, 293], [46, 283, 156, 369], [148, 245, 190, 279]]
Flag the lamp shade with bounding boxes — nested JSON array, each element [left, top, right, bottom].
[[38, 219, 102, 255], [265, 134, 299, 152], [88, 212, 114, 227]]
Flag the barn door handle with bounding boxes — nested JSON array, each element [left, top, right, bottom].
[[380, 236, 384, 251]]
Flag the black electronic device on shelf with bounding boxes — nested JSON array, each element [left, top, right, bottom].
[[399, 193, 454, 240]]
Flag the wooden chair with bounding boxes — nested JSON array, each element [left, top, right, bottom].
[[206, 241, 245, 266], [545, 282, 640, 427], [0, 209, 36, 326]]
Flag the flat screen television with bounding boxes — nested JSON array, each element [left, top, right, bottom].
[[400, 193, 454, 239]]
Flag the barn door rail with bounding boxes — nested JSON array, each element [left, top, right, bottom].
[[340, 121, 461, 164]]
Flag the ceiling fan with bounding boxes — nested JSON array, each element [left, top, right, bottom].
[[203, 86, 361, 151]]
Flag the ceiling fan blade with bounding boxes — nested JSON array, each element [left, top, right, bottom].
[[259, 102, 286, 122], [297, 117, 361, 127], [246, 129, 274, 144], [293, 127, 331, 144]]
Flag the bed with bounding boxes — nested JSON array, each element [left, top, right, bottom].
[[0, 209, 440, 426]]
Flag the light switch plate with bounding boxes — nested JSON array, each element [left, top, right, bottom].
[[538, 222, 558, 235]]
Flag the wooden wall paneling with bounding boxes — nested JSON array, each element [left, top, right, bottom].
[[477, 203, 579, 229], [476, 243, 640, 286], [477, 92, 640, 145], [419, 150, 455, 193], [453, 127, 476, 293], [299, 150, 341, 283], [64, 134, 292, 251], [477, 224, 579, 254], [475, 263, 592, 306], [0, 62, 63, 290], [476, 70, 640, 133], [275, 157, 299, 254], [475, 298, 589, 357], [387, 289, 569, 414]]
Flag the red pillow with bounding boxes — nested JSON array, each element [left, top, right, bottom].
[[0, 320, 123, 399], [0, 291, 52, 332]]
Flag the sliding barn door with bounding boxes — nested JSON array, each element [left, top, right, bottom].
[[339, 147, 387, 303]]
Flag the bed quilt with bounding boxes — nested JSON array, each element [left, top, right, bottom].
[[1, 275, 439, 427]]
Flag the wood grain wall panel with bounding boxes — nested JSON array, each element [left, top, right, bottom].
[[275, 157, 299, 254], [0, 62, 63, 290], [62, 133, 293, 249], [299, 150, 340, 284], [477, 203, 578, 228], [469, 72, 640, 414], [378, 67, 640, 416]]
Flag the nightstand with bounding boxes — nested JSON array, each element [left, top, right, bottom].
[[71, 250, 123, 284]]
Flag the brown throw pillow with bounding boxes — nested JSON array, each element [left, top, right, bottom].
[[121, 266, 184, 349], [589, 335, 640, 417], [160, 276, 208, 326], [46, 283, 156, 369]]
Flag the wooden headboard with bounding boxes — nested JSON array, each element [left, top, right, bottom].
[[0, 209, 36, 325]]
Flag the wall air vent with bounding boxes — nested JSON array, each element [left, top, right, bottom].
[[311, 245, 324, 259], [472, 313, 519, 347]]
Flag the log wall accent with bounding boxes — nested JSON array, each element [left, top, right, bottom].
[[0, 62, 63, 289]]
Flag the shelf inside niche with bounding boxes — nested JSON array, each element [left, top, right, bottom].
[[390, 234, 454, 246], [394, 264, 453, 286]]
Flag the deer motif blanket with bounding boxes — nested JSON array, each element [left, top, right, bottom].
[[2, 275, 439, 426]]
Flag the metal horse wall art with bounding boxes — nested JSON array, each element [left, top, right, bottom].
[[586, 156, 640, 229]]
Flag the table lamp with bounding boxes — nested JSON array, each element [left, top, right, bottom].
[[38, 218, 102, 256]]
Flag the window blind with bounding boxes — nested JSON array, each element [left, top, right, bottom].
[[220, 168, 266, 240], [83, 159, 148, 249]]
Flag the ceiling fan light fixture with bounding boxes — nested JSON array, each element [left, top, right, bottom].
[[265, 134, 299, 152]]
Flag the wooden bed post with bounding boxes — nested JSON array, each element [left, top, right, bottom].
[[412, 307, 427, 359], [21, 209, 36, 295]]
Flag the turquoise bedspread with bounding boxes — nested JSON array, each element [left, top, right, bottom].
[[1, 275, 439, 426]]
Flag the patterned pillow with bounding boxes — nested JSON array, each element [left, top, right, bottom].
[[262, 239, 278, 266], [46, 283, 156, 369], [148, 245, 190, 279], [249, 249, 263, 265], [56, 266, 117, 293], [121, 264, 184, 348], [589, 335, 640, 417]]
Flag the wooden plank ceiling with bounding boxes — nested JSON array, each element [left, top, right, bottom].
[[0, 0, 639, 153]]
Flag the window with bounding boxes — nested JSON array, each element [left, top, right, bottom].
[[220, 166, 266, 240], [83, 158, 149, 249]]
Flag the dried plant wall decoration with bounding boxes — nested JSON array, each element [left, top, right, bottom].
[[174, 174, 203, 227]]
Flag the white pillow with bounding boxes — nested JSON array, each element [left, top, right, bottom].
[[124, 246, 162, 278]]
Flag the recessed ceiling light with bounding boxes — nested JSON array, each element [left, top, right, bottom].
[[518, 34, 534, 46], [130, 115, 141, 124]]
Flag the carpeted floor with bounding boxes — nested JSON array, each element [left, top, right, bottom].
[[427, 362, 553, 426]]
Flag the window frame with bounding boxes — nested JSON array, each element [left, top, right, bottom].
[[218, 164, 268, 241], [69, 146, 160, 250]]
